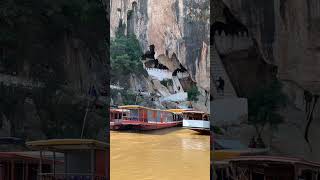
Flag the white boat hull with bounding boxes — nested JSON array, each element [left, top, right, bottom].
[[183, 120, 210, 129]]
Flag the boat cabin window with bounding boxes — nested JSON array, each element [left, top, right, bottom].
[[112, 113, 121, 119], [173, 114, 183, 121], [129, 109, 139, 120], [166, 113, 173, 122], [183, 113, 207, 120]]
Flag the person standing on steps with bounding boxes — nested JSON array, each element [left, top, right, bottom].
[[216, 77, 225, 96]]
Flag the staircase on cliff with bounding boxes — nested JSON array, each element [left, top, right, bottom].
[[172, 76, 184, 93], [211, 45, 237, 99]]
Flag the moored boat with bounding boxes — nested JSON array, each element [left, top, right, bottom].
[[180, 110, 210, 134], [110, 105, 182, 131]]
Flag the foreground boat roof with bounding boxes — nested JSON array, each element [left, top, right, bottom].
[[0, 151, 64, 165], [228, 155, 320, 167], [212, 148, 269, 161], [26, 139, 108, 151]]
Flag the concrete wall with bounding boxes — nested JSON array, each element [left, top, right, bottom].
[[214, 31, 253, 55], [146, 68, 172, 81], [211, 98, 248, 126]]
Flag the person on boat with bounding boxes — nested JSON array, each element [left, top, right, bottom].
[[248, 136, 256, 148], [188, 102, 193, 108], [216, 77, 225, 96]]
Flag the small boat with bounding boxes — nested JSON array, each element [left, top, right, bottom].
[[110, 105, 182, 131], [178, 109, 210, 134]]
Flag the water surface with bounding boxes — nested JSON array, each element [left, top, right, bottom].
[[111, 128, 210, 180]]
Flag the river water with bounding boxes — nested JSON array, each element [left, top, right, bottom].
[[110, 127, 210, 180]]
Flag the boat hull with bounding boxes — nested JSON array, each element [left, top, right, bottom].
[[190, 128, 210, 135], [183, 120, 210, 129], [110, 120, 182, 131]]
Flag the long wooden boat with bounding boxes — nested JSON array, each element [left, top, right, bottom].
[[110, 105, 182, 131]]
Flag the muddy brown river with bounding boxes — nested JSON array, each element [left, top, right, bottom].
[[110, 127, 210, 180]]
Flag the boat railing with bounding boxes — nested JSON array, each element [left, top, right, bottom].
[[112, 119, 122, 123], [39, 173, 107, 180], [123, 117, 139, 121]]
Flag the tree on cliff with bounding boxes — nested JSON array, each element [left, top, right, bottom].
[[110, 28, 146, 85], [187, 85, 200, 101], [248, 80, 287, 142]]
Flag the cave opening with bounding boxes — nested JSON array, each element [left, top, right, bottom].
[[132, 1, 137, 8], [211, 5, 248, 37], [141, 44, 155, 60], [172, 63, 188, 76], [141, 45, 169, 70]]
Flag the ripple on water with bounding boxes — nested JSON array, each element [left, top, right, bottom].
[[111, 128, 210, 180]]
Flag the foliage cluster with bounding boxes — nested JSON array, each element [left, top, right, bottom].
[[187, 85, 200, 101], [248, 80, 287, 136], [110, 29, 146, 84], [160, 79, 173, 87]]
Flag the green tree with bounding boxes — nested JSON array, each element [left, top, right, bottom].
[[187, 85, 200, 101], [110, 32, 147, 85], [248, 80, 287, 139]]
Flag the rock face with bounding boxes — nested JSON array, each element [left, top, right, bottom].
[[111, 0, 210, 93], [221, 0, 320, 93], [213, 0, 320, 161], [0, 1, 108, 141]]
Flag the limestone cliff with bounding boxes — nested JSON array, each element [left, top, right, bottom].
[[111, 0, 210, 111]]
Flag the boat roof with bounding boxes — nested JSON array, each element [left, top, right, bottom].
[[166, 109, 187, 114], [167, 109, 210, 115], [0, 152, 62, 164], [26, 139, 108, 151], [228, 155, 320, 167], [118, 105, 168, 112], [182, 110, 209, 115], [110, 108, 130, 113]]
